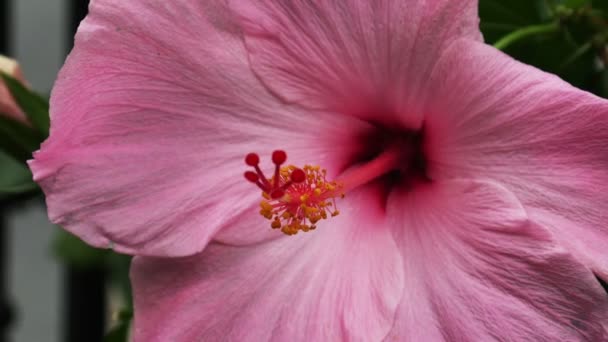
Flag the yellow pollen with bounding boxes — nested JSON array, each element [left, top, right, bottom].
[[259, 164, 343, 235]]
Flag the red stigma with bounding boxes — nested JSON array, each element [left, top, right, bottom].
[[245, 153, 260, 166], [290, 169, 306, 183], [272, 150, 287, 165], [243, 150, 302, 195], [244, 171, 259, 183], [270, 189, 285, 199]]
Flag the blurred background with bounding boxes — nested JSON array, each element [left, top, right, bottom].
[[1, 2, 121, 342], [0, 0, 608, 342]]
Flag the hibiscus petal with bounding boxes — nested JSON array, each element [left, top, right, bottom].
[[425, 39, 608, 278], [130, 190, 403, 341], [230, 0, 481, 127], [29, 0, 369, 257], [387, 180, 608, 340]]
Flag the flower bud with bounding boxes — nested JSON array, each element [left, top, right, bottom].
[[0, 55, 28, 123]]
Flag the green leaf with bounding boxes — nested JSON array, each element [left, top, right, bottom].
[[0, 150, 37, 198], [480, 0, 540, 25], [480, 0, 603, 94], [0, 115, 42, 162], [563, 0, 590, 9], [502, 31, 596, 87], [1, 73, 50, 136], [480, 0, 549, 43], [52, 230, 108, 269], [594, 0, 608, 12], [104, 324, 129, 342]]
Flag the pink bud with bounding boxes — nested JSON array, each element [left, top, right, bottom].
[[0, 55, 28, 124]]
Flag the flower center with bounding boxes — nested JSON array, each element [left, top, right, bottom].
[[244, 145, 406, 235], [244, 151, 342, 235], [347, 124, 430, 198]]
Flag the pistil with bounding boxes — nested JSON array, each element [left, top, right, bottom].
[[244, 146, 404, 235], [336, 144, 405, 193]]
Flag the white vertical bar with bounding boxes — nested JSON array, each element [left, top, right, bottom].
[[9, 1, 66, 342], [12, 0, 68, 93]]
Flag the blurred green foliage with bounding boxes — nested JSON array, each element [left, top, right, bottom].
[[0, 150, 36, 198], [104, 308, 132, 342], [1, 73, 49, 136], [0, 115, 41, 162], [481, 0, 608, 97], [0, 73, 46, 196]]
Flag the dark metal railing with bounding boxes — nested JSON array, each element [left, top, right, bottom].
[[0, 0, 10, 54], [64, 4, 105, 342], [0, 1, 15, 341], [0, 212, 13, 342]]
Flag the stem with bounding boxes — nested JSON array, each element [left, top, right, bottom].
[[337, 145, 405, 193], [493, 22, 560, 51]]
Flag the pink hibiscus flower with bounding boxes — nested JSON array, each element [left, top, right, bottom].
[[0, 55, 28, 123], [30, 0, 608, 340]]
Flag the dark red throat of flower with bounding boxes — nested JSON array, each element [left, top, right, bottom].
[[243, 150, 343, 235]]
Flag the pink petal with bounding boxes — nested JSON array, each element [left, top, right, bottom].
[[424, 39, 608, 278], [0, 55, 28, 123], [130, 190, 403, 341], [387, 180, 608, 340], [29, 0, 369, 257], [230, 0, 481, 128]]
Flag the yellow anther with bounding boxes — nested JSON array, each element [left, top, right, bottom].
[[255, 163, 343, 236], [306, 207, 318, 214]]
